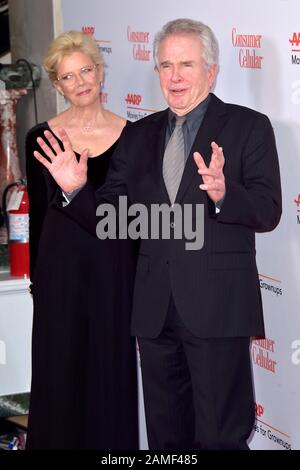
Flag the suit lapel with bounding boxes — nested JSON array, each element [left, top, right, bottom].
[[176, 94, 228, 204]]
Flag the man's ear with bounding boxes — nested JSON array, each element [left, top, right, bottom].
[[208, 64, 218, 87]]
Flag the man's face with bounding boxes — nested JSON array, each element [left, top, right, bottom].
[[156, 33, 217, 115]]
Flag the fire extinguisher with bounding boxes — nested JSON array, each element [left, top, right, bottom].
[[2, 179, 30, 277]]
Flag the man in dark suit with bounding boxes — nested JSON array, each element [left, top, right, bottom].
[[35, 19, 282, 449]]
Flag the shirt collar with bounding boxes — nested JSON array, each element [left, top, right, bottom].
[[168, 93, 211, 132]]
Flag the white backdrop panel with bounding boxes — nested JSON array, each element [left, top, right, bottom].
[[61, 0, 300, 450]]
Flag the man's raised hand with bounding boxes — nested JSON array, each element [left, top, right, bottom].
[[194, 141, 225, 204]]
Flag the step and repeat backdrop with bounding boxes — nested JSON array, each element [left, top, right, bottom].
[[61, 0, 300, 450]]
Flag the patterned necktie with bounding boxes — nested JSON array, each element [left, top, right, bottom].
[[163, 115, 186, 204]]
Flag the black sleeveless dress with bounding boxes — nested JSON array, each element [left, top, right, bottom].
[[25, 122, 138, 449]]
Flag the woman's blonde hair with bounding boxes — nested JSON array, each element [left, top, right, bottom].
[[43, 30, 103, 82]]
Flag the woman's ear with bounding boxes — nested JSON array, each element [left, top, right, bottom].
[[53, 80, 64, 97]]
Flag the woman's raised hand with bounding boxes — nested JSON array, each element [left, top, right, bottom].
[[34, 128, 89, 193]]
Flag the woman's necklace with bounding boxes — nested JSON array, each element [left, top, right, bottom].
[[81, 121, 96, 133], [79, 114, 100, 133]]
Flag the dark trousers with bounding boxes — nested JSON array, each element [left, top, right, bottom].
[[138, 296, 255, 450]]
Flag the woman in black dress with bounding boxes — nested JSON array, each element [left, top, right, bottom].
[[26, 31, 138, 449]]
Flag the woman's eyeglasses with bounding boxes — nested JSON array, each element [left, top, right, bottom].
[[56, 64, 99, 87]]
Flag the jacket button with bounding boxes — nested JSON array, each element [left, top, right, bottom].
[[170, 222, 175, 228]]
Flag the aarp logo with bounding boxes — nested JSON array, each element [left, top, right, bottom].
[[289, 32, 300, 49], [289, 32, 300, 65], [82, 26, 95, 36]]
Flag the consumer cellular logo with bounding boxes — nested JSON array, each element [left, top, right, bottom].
[[232, 27, 263, 68], [127, 26, 151, 61], [251, 337, 277, 373]]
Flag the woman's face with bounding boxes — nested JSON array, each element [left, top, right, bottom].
[[54, 51, 102, 106]]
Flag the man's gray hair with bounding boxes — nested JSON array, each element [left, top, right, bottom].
[[153, 18, 219, 71]]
